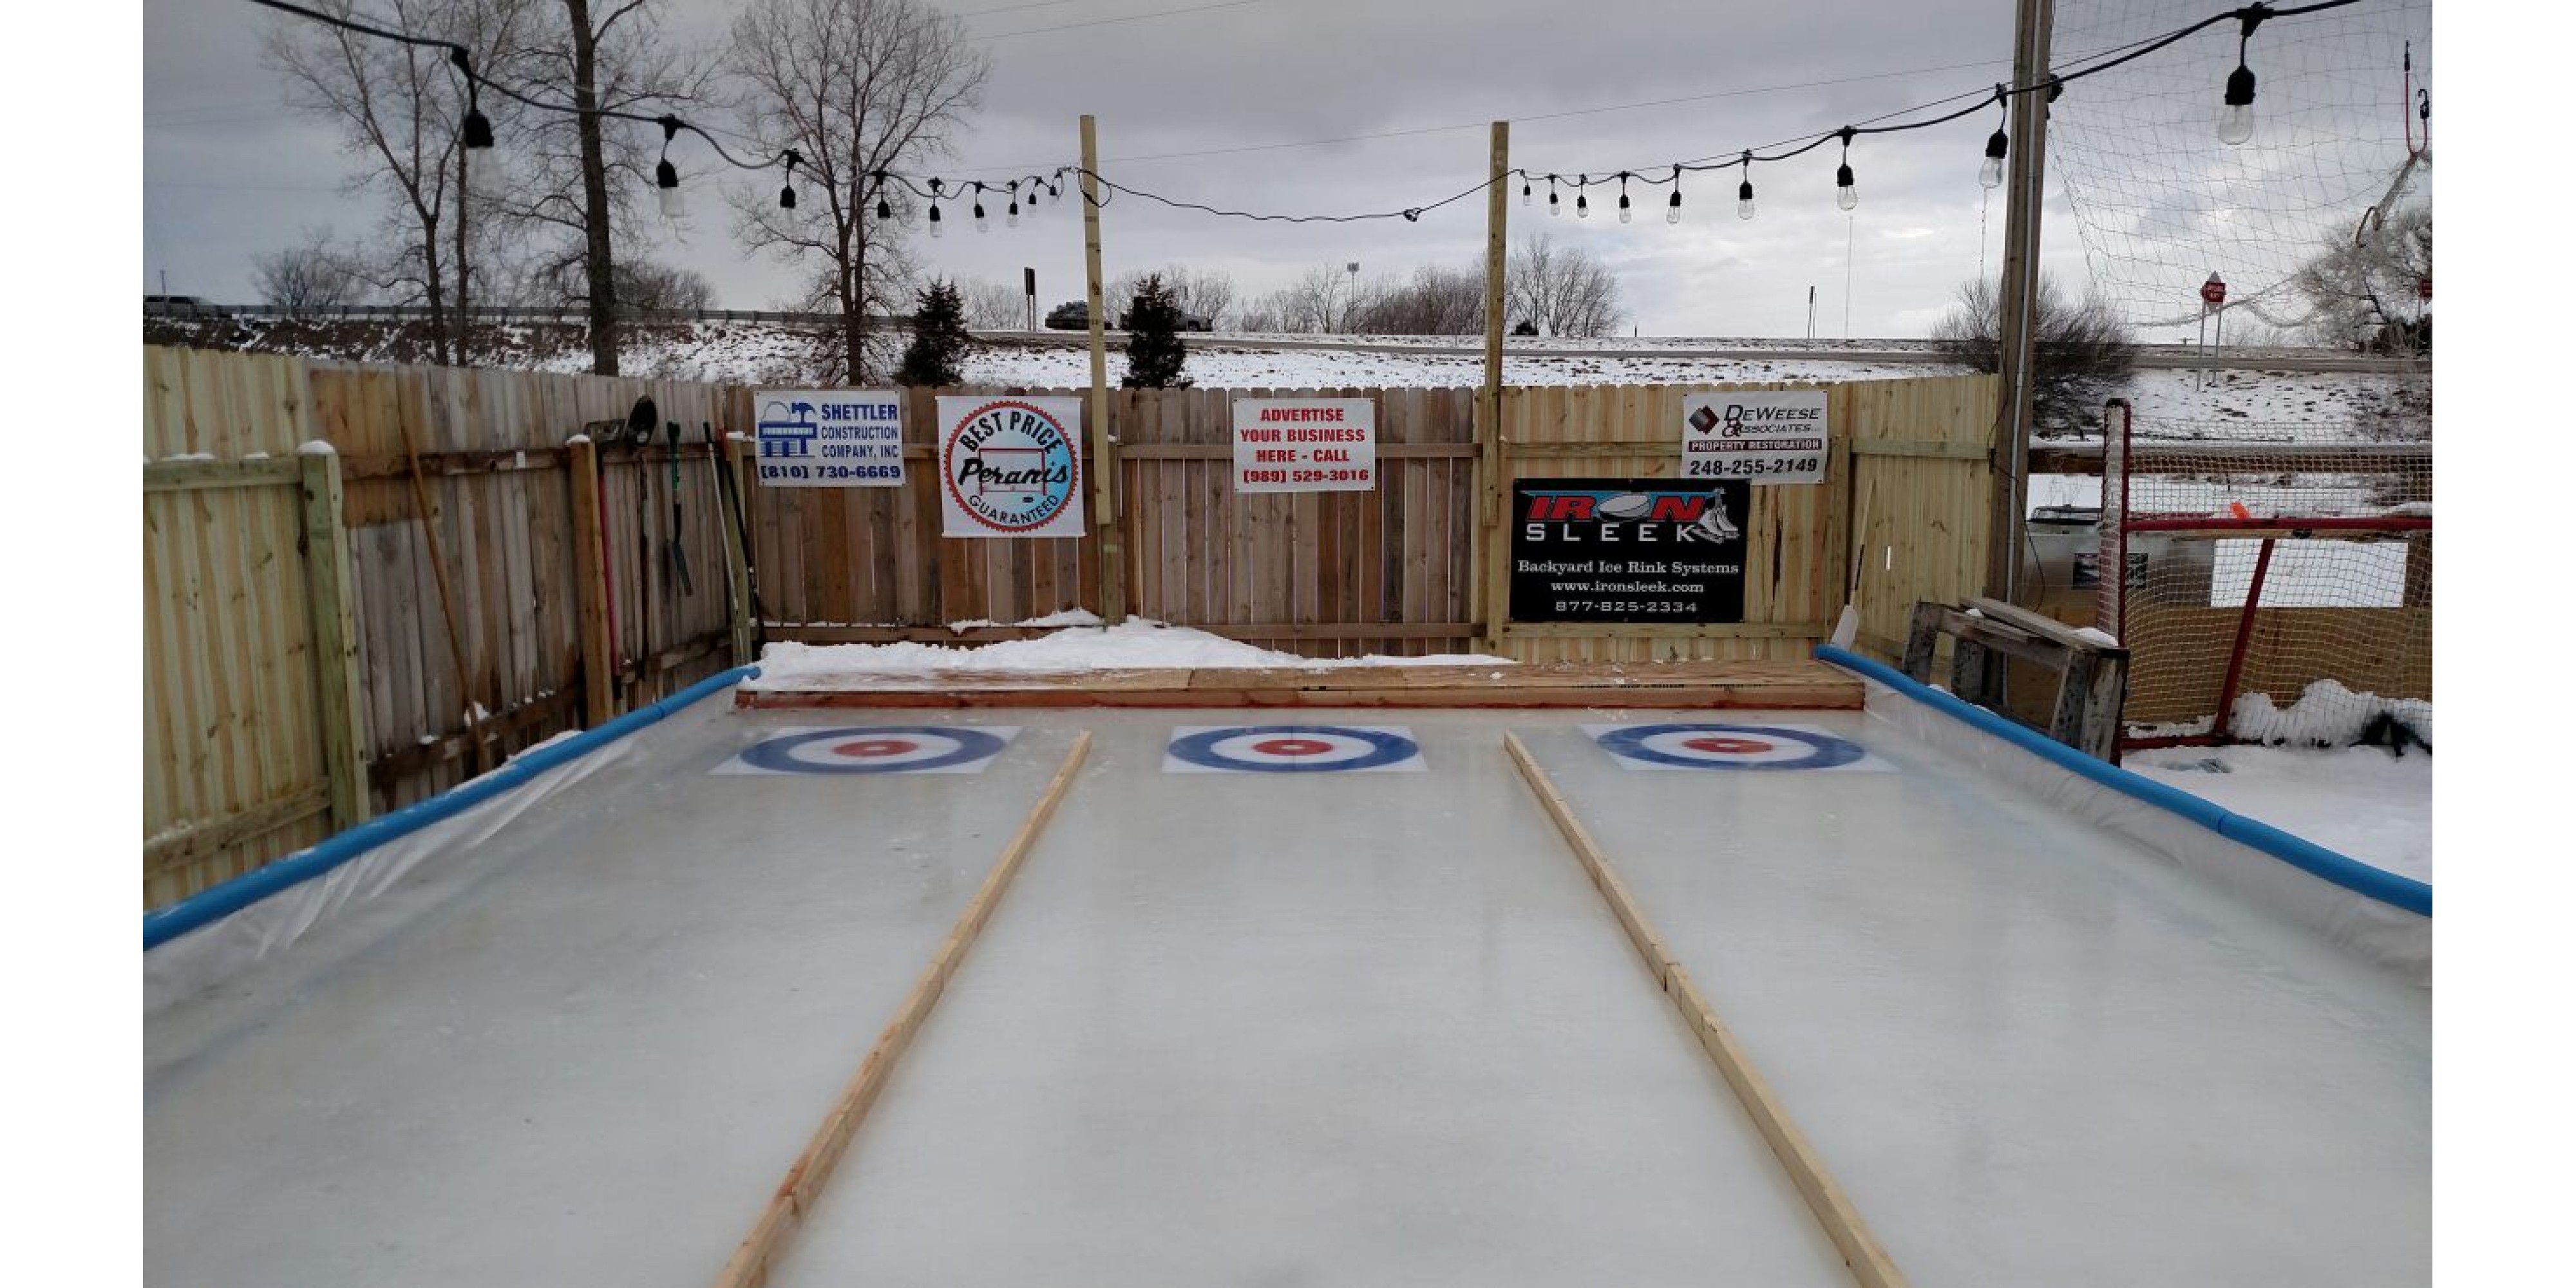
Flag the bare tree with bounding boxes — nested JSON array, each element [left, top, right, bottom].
[[604, 259, 714, 312], [254, 229, 373, 314], [959, 277, 1026, 329], [1243, 263, 1381, 334], [728, 0, 987, 383], [1357, 265, 1484, 335], [1108, 264, 1236, 330], [495, 1, 713, 374], [265, 0, 538, 366], [2292, 204, 2431, 353], [1506, 233, 1624, 337], [1933, 274, 2139, 431]]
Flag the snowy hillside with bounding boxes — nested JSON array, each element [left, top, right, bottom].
[[145, 315, 2427, 430]]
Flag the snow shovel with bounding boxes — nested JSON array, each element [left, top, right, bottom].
[[665, 419, 694, 597]]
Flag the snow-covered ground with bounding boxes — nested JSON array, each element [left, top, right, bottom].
[[2129, 744, 2431, 882], [746, 616, 1508, 691], [147, 317, 2427, 432]]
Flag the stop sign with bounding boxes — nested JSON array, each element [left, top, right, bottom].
[[2201, 274, 2228, 308]]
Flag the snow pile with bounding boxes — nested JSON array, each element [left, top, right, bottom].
[[748, 616, 1510, 688], [2130, 744, 2431, 882], [2230, 679, 2432, 748], [939, 608, 1104, 632]]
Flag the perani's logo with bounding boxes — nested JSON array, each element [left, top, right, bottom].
[[942, 400, 1080, 532]]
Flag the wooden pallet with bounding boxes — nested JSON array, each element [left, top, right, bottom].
[[736, 659, 1861, 711]]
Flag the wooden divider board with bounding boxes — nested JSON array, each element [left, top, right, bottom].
[[714, 734, 1093, 1288], [1502, 734, 1908, 1288]]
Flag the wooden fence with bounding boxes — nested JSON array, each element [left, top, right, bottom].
[[143, 344, 2000, 905]]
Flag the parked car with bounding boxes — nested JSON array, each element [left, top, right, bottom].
[[1044, 301, 1090, 330]]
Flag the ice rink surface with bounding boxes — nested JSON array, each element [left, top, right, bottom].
[[146, 703, 2428, 1288]]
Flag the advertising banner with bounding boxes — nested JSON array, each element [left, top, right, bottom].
[[752, 390, 906, 486], [1508, 478, 1748, 623], [1681, 390, 1830, 485], [1231, 397, 1376, 493], [935, 396, 1086, 538]]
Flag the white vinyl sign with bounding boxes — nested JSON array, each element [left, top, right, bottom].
[[752, 390, 906, 486], [1681, 390, 1830, 485], [1232, 398, 1376, 493], [936, 396, 1086, 538]]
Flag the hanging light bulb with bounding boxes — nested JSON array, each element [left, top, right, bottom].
[[2218, 6, 2270, 146], [656, 159, 683, 219], [1548, 176, 1560, 218], [1522, 178, 1533, 207], [778, 150, 801, 211], [449, 51, 493, 148], [2219, 63, 2257, 145], [1617, 173, 1632, 224], [1981, 129, 2009, 190], [1577, 188, 1589, 220], [1667, 174, 1683, 225], [1736, 151, 1755, 221], [1007, 191, 1021, 228], [928, 203, 944, 238], [1835, 129, 1857, 211], [876, 194, 893, 220], [654, 116, 683, 218], [972, 183, 989, 232]]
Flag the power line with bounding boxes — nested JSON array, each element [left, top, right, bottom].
[[235, 0, 2378, 230], [971, 0, 1270, 42]]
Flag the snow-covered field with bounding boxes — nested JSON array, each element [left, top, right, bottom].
[[147, 317, 2427, 432]]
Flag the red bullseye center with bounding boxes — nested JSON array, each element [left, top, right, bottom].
[[833, 738, 920, 758], [1683, 736, 1772, 755], [1252, 737, 1334, 757]]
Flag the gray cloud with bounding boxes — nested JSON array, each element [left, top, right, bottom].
[[147, 0, 2147, 334]]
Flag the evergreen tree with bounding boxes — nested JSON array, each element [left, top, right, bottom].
[[1121, 274, 1193, 388], [896, 279, 972, 386]]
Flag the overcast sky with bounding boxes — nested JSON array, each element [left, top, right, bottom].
[[143, 0, 2237, 336]]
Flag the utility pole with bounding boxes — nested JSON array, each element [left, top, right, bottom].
[[1079, 115, 1125, 621], [1475, 122, 1509, 654], [1988, 0, 2055, 605]]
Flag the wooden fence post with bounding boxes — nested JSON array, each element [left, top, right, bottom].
[[1079, 113, 1128, 622], [1475, 120, 1510, 657], [568, 435, 616, 727], [299, 450, 371, 831]]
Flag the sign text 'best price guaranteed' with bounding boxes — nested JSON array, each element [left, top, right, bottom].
[[1681, 390, 1830, 485], [1232, 398, 1376, 493], [753, 390, 906, 487], [936, 395, 1087, 538]]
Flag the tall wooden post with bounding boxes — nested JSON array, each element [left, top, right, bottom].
[[1989, 0, 2055, 605], [1475, 121, 1510, 657], [569, 435, 616, 727], [1079, 114, 1126, 621], [299, 450, 371, 830], [724, 434, 759, 665]]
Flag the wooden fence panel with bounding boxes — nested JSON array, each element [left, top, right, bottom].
[[144, 345, 2000, 905]]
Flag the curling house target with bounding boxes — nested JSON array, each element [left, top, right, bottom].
[[728, 725, 1014, 775], [1164, 724, 1425, 773], [1590, 723, 1870, 772]]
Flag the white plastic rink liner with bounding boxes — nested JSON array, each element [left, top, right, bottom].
[[146, 690, 2428, 1287]]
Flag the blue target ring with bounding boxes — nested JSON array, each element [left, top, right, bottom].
[[1596, 723, 1866, 772], [1168, 724, 1421, 773], [739, 726, 1007, 774]]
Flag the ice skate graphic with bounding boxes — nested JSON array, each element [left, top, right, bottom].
[[1677, 489, 1739, 544]]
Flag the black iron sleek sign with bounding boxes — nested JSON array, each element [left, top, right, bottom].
[[1508, 478, 1750, 623]]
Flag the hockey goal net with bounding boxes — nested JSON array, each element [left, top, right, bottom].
[[2096, 401, 2430, 751]]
